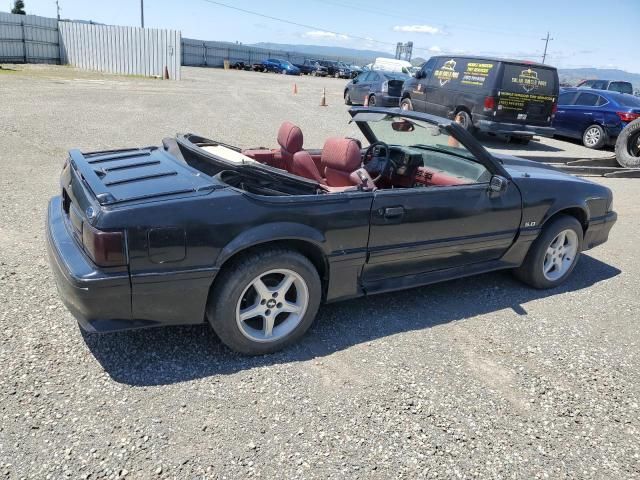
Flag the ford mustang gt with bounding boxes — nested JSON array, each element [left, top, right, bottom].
[[47, 108, 616, 354]]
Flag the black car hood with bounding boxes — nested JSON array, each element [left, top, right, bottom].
[[493, 153, 590, 185]]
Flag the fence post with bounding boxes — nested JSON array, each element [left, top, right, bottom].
[[203, 41, 206, 66], [21, 19, 27, 63]]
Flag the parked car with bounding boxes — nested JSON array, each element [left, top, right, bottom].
[[553, 87, 640, 149], [317, 60, 351, 79], [261, 58, 300, 75], [401, 56, 559, 143], [47, 108, 616, 355], [251, 63, 266, 72], [576, 79, 634, 95], [294, 59, 328, 76], [347, 64, 362, 78], [344, 70, 410, 107], [230, 61, 251, 71]]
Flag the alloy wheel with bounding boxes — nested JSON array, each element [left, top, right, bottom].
[[542, 229, 578, 281], [584, 127, 602, 147], [236, 269, 309, 343]]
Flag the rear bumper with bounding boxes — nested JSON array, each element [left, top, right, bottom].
[[584, 211, 617, 250], [476, 119, 555, 138], [46, 196, 134, 333]]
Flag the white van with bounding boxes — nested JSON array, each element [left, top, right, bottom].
[[372, 57, 413, 74]]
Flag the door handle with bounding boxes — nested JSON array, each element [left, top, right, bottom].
[[382, 206, 404, 218]]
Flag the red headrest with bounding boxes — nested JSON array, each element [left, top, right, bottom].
[[321, 138, 361, 172], [277, 121, 303, 153]]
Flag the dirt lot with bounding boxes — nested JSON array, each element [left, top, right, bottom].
[[1, 65, 638, 479]]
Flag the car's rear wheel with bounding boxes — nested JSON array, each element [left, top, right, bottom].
[[207, 249, 321, 355], [454, 110, 475, 133], [344, 90, 352, 105], [368, 94, 376, 106], [513, 215, 583, 289], [281, 69, 287, 75], [400, 98, 413, 111], [583, 124, 606, 149], [334, 72, 340, 79]]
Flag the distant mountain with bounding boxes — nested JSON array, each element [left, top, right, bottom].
[[249, 42, 392, 63], [558, 68, 640, 89]]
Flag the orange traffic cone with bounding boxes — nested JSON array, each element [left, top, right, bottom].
[[320, 88, 327, 107], [363, 94, 369, 107], [293, 83, 298, 95]]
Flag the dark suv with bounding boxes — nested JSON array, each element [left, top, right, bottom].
[[294, 59, 328, 76], [401, 56, 559, 141], [317, 60, 351, 79]]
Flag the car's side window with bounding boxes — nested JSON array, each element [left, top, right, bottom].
[[574, 93, 599, 106], [558, 92, 576, 105], [596, 95, 608, 106]]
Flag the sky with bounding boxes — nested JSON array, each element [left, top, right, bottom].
[[11, 0, 640, 73]]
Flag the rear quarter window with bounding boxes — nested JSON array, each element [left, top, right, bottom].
[[428, 57, 498, 92]]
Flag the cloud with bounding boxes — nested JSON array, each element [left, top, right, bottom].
[[303, 30, 350, 41], [429, 46, 442, 53], [393, 25, 441, 34]]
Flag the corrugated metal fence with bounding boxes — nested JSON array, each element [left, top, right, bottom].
[[0, 11, 59, 63], [59, 22, 181, 79], [182, 39, 373, 68], [1, 11, 182, 80]]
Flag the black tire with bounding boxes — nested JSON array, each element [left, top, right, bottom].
[[368, 94, 376, 106], [455, 110, 474, 133], [334, 72, 340, 79], [582, 124, 607, 149], [344, 90, 352, 105], [207, 249, 321, 355], [615, 118, 640, 168], [400, 98, 413, 111], [513, 215, 583, 289]]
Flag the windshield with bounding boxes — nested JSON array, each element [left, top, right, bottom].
[[383, 72, 410, 80], [362, 114, 475, 160]]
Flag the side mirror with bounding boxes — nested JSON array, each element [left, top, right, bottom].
[[352, 78, 358, 84], [414, 70, 424, 79], [489, 175, 509, 194]]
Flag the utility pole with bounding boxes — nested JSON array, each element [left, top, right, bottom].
[[140, 0, 144, 28], [56, 0, 61, 20], [541, 32, 553, 64]]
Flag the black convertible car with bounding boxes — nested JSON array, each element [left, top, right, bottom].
[[47, 108, 616, 354]]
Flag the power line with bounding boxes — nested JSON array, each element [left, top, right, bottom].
[[199, 0, 396, 46]]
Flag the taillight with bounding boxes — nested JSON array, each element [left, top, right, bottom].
[[552, 103, 558, 115], [82, 222, 126, 267], [381, 80, 388, 93], [483, 96, 496, 112], [616, 112, 640, 122]]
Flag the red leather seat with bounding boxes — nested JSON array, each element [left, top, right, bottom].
[[292, 137, 362, 187], [242, 121, 303, 171]]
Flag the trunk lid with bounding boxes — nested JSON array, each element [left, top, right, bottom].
[[66, 147, 219, 207], [495, 63, 558, 126]]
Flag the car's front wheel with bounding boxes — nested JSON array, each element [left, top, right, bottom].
[[207, 249, 321, 355], [513, 215, 583, 289], [583, 124, 606, 149], [344, 90, 352, 105]]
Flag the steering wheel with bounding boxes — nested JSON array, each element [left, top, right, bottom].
[[363, 141, 393, 183]]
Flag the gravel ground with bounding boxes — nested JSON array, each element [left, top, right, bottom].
[[0, 65, 638, 479]]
